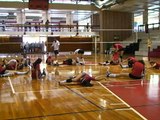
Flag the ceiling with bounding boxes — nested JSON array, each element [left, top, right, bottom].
[[106, 0, 160, 16], [0, 0, 159, 22]]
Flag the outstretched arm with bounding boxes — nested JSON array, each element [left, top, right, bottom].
[[0, 71, 14, 77], [15, 70, 30, 75], [147, 63, 156, 69]]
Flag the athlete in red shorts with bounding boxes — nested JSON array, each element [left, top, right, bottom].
[[113, 43, 124, 62], [59, 72, 95, 87], [106, 60, 145, 79]]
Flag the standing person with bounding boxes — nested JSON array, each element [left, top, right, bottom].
[[31, 58, 46, 80], [113, 43, 124, 62], [28, 22, 31, 31], [2, 20, 5, 31], [51, 39, 60, 65], [106, 60, 145, 79], [45, 19, 49, 32]]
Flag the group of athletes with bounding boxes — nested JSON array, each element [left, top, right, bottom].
[[0, 42, 160, 87]]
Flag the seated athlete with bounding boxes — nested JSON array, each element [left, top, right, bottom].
[[99, 49, 120, 66], [74, 49, 85, 65], [23, 54, 31, 67], [31, 58, 46, 80], [106, 60, 145, 79], [46, 55, 53, 65], [59, 72, 95, 87]]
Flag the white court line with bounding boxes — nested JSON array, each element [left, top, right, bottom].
[[97, 81, 147, 120], [8, 77, 16, 94]]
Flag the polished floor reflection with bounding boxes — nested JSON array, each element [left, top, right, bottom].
[[0, 53, 159, 120]]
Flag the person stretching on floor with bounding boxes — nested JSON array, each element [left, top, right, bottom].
[[106, 60, 145, 79], [99, 48, 120, 66], [3, 58, 25, 70], [120, 56, 137, 68], [57, 49, 85, 66], [74, 49, 85, 65], [46, 55, 54, 65], [0, 60, 30, 77], [59, 72, 95, 87], [31, 58, 46, 80], [62, 58, 75, 65], [148, 61, 160, 69]]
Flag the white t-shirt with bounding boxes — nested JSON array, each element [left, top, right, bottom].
[[74, 49, 80, 54], [52, 40, 60, 50], [76, 57, 85, 65]]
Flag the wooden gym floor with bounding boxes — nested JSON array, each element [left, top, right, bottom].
[[0, 53, 159, 120]]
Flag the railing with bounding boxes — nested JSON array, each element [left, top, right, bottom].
[[0, 23, 100, 33], [138, 22, 160, 32]]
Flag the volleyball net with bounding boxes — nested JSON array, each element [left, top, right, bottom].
[[0, 28, 141, 54]]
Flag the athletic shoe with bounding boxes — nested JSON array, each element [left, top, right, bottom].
[[106, 61, 109, 63], [0, 74, 3, 77], [120, 64, 128, 68], [53, 63, 59, 66], [120, 63, 123, 68], [66, 78, 72, 82], [56, 62, 59, 66], [59, 80, 67, 84], [42, 68, 46, 76], [106, 71, 111, 77], [81, 80, 93, 87], [59, 80, 66, 85]]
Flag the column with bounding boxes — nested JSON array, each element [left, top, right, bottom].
[[66, 12, 73, 32], [42, 10, 51, 32], [143, 10, 148, 24], [159, 8, 160, 23], [143, 7, 148, 33], [99, 10, 103, 53], [42, 10, 49, 23], [16, 9, 26, 24], [16, 9, 26, 31], [66, 12, 73, 25]]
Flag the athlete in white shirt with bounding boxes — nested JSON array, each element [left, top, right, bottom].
[[51, 39, 60, 64], [74, 49, 85, 65]]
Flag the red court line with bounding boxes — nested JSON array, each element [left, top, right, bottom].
[[102, 80, 160, 120], [103, 80, 148, 87], [103, 80, 148, 86]]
